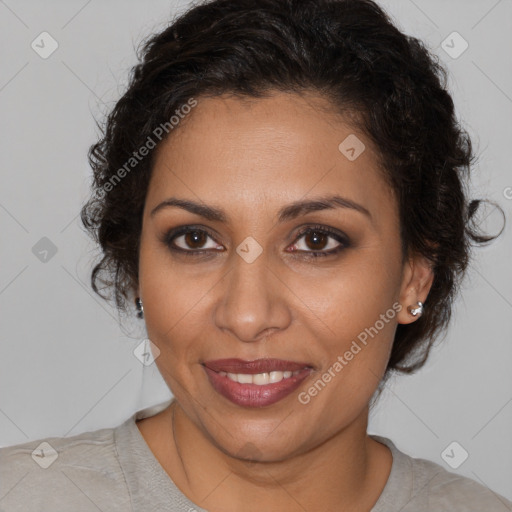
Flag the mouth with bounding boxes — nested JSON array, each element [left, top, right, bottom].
[[202, 358, 314, 408]]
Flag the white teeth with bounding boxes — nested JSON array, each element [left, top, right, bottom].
[[223, 370, 301, 385], [269, 371, 282, 383], [236, 373, 253, 384], [253, 372, 269, 385]]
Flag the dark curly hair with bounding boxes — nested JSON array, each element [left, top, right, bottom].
[[80, 0, 504, 378]]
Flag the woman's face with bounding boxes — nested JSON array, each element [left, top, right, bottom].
[[138, 91, 432, 460]]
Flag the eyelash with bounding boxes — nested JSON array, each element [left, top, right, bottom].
[[162, 224, 350, 259]]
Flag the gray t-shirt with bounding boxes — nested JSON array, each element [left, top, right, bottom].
[[1, 400, 510, 511]]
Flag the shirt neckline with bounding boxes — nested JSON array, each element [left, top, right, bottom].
[[115, 400, 412, 511]]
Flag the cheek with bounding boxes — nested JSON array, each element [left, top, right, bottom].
[[291, 249, 400, 387], [296, 284, 397, 431], [138, 246, 224, 405], [294, 248, 401, 332], [138, 233, 200, 328]]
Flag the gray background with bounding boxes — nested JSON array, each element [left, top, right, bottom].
[[0, 0, 511, 502]]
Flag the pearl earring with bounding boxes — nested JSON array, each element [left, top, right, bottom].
[[407, 301, 423, 317]]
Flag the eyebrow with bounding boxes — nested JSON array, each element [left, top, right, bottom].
[[150, 194, 372, 223]]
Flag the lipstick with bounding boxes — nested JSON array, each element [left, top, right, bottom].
[[203, 358, 313, 408]]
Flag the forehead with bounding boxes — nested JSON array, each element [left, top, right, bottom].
[[148, 92, 395, 223]]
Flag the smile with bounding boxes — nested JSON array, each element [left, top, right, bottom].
[[202, 358, 313, 408], [220, 370, 301, 385]]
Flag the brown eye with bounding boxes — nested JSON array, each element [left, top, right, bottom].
[[183, 230, 208, 249], [288, 225, 350, 257], [304, 230, 329, 251], [163, 226, 224, 254]]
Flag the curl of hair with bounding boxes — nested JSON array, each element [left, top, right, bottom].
[[80, 0, 505, 377]]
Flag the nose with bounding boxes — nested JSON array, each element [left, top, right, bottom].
[[213, 248, 292, 343]]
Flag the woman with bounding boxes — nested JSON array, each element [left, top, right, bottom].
[[1, 0, 510, 510]]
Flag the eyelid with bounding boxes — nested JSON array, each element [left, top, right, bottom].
[[163, 225, 222, 253], [293, 224, 349, 245], [288, 224, 349, 255], [162, 223, 350, 255]]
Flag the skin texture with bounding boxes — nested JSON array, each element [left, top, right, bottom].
[[135, 91, 434, 512]]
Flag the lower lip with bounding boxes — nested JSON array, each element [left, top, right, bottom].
[[203, 366, 312, 408]]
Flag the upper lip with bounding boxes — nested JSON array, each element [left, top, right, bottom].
[[203, 358, 313, 374]]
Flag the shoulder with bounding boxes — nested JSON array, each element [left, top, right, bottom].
[[371, 435, 512, 512], [413, 456, 511, 511], [0, 424, 131, 512]]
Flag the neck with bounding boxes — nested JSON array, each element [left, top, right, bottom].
[[142, 400, 391, 512]]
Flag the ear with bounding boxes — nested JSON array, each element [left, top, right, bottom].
[[396, 251, 435, 325]]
